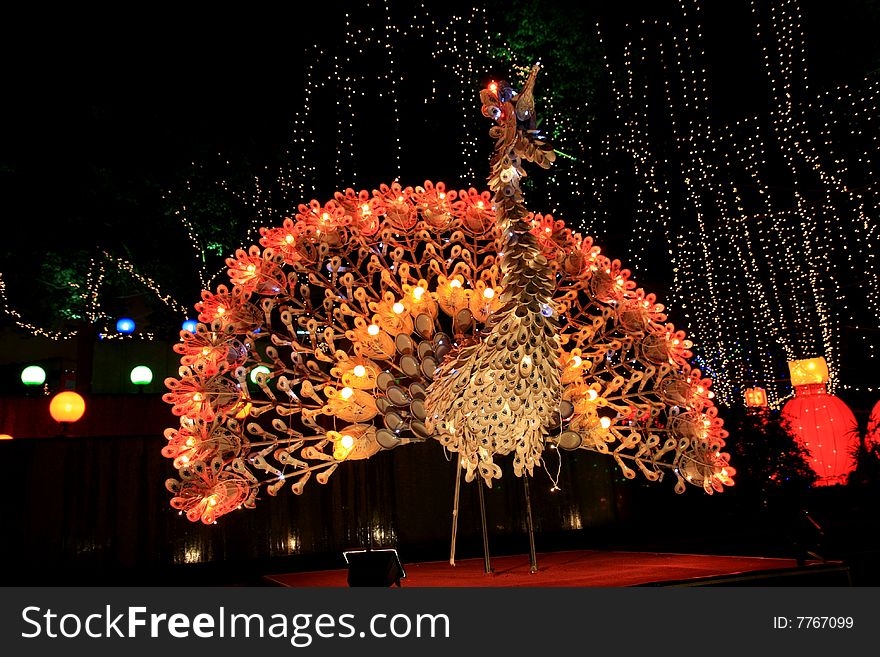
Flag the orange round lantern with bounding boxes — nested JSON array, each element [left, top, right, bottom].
[[782, 383, 857, 486], [49, 391, 86, 424], [0, 434, 12, 440]]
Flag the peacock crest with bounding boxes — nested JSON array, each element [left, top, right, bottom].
[[162, 66, 734, 524]]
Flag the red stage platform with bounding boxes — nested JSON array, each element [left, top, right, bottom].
[[264, 549, 846, 587]]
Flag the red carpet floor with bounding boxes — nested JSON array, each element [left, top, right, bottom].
[[265, 549, 809, 587]]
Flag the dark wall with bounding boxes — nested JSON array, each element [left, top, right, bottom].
[[0, 433, 630, 585]]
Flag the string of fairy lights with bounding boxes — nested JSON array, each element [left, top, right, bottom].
[[1, 1, 876, 408], [572, 0, 879, 407]]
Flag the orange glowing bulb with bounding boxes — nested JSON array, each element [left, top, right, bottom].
[[285, 234, 294, 244]]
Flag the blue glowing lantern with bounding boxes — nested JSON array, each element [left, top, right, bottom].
[[116, 317, 136, 334], [182, 319, 198, 333]]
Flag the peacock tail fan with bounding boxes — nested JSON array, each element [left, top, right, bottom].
[[162, 66, 734, 524]]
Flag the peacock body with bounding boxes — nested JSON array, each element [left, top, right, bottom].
[[163, 66, 733, 524]]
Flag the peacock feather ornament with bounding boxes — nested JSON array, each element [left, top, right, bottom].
[[163, 65, 734, 525]]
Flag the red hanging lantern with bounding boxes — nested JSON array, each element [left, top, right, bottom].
[[866, 399, 880, 451], [782, 358, 857, 486]]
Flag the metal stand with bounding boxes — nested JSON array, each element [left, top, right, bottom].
[[450, 455, 462, 566], [477, 479, 493, 574], [523, 475, 538, 574]]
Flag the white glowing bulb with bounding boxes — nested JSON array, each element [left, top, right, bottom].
[[285, 234, 294, 244], [587, 389, 598, 401], [483, 288, 495, 299], [367, 324, 380, 336], [340, 387, 354, 400], [341, 434, 355, 449], [449, 279, 461, 289], [599, 417, 612, 429], [321, 212, 331, 222], [413, 286, 425, 300], [571, 356, 582, 368], [392, 302, 405, 314], [353, 365, 366, 377]]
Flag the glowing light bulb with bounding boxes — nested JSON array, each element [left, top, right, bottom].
[[321, 212, 331, 222], [340, 387, 354, 400], [571, 356, 582, 368], [192, 393, 203, 403], [488, 81, 498, 93], [341, 434, 355, 449], [246, 264, 256, 274], [483, 288, 495, 299], [361, 204, 371, 215], [285, 234, 294, 244], [449, 279, 461, 289], [599, 417, 612, 429], [353, 365, 366, 377], [367, 324, 380, 336], [216, 306, 226, 316], [587, 389, 599, 401], [413, 286, 425, 300], [392, 302, 405, 314], [208, 496, 218, 507]]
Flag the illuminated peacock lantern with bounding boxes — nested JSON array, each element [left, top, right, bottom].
[[163, 65, 734, 524]]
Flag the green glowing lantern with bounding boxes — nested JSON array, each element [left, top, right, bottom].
[[250, 365, 271, 384], [21, 365, 46, 386], [130, 365, 154, 386]]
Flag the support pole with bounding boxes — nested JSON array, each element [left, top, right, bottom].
[[523, 475, 538, 574], [450, 455, 462, 566], [477, 480, 493, 574]]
